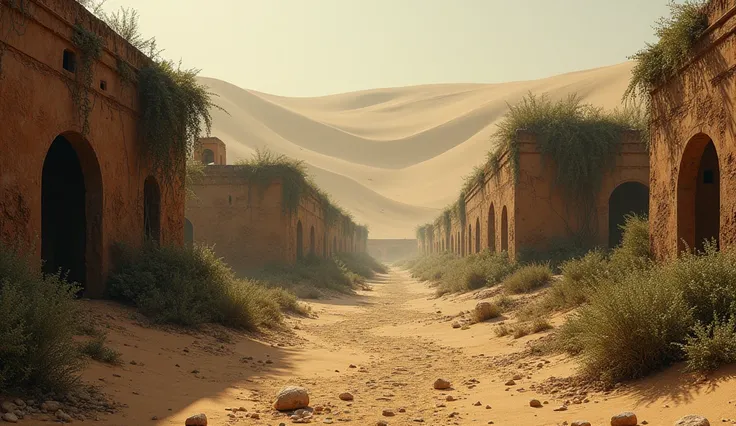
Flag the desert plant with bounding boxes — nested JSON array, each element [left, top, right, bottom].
[[502, 264, 553, 294], [79, 335, 122, 365], [679, 315, 736, 372], [0, 243, 83, 393]]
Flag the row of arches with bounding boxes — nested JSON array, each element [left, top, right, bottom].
[[295, 220, 359, 260], [40, 133, 164, 294]]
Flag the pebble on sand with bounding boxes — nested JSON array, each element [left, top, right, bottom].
[[433, 378, 451, 390], [273, 386, 310, 411]]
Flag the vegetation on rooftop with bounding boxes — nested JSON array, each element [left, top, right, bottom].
[[624, 0, 709, 103]]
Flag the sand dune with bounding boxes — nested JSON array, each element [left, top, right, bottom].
[[199, 61, 635, 239]]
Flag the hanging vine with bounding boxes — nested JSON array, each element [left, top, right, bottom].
[[69, 23, 102, 136], [0, 0, 33, 77]]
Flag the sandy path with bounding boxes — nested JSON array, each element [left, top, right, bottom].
[[75, 269, 736, 425]]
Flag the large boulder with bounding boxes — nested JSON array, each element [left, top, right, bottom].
[[185, 413, 208, 426], [674, 415, 710, 426], [273, 386, 310, 411], [611, 412, 637, 426], [433, 378, 451, 390]]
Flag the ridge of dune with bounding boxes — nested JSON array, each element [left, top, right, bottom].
[[199, 61, 635, 239]]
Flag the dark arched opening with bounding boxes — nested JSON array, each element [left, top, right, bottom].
[[144, 176, 161, 243], [333, 235, 337, 255], [475, 217, 480, 253], [608, 182, 649, 248], [296, 221, 304, 260], [202, 149, 214, 164], [323, 233, 328, 257], [678, 135, 720, 253], [41, 133, 102, 295], [451, 235, 454, 253], [488, 204, 496, 253], [309, 226, 316, 255], [184, 218, 194, 247], [501, 206, 509, 252], [467, 224, 472, 255]]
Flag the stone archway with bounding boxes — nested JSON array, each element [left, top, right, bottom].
[[501, 206, 509, 252], [475, 217, 480, 253], [41, 133, 102, 296], [184, 218, 194, 246], [309, 225, 316, 255], [144, 176, 161, 243], [488, 204, 496, 253], [678, 134, 720, 253], [608, 182, 649, 248], [202, 149, 215, 164], [467, 224, 472, 255], [296, 221, 304, 260]]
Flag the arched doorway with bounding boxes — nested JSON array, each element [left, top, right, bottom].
[[451, 235, 454, 253], [467, 224, 472, 255], [323, 233, 328, 257], [501, 206, 509, 252], [41, 133, 102, 294], [296, 221, 304, 260], [144, 176, 161, 243], [475, 217, 480, 253], [678, 135, 720, 253], [488, 204, 496, 252], [184, 218, 194, 246], [458, 231, 462, 256], [202, 149, 214, 164], [309, 226, 315, 255], [608, 182, 649, 248]]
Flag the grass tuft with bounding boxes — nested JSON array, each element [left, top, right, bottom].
[[502, 264, 553, 294]]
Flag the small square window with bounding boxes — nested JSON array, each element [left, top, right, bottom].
[[99, 80, 107, 91], [704, 170, 714, 184], [62, 50, 76, 72]]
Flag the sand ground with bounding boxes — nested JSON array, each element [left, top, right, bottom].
[[67, 269, 736, 425]]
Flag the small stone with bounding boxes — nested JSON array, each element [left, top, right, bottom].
[[553, 405, 568, 411], [41, 401, 61, 412], [382, 409, 395, 417], [184, 413, 207, 426], [11, 400, 24, 409], [473, 401, 482, 406], [349, 364, 357, 368], [433, 378, 451, 390], [611, 412, 638, 426], [0, 402, 17, 414], [56, 410, 73, 423], [452, 322, 461, 329], [571, 422, 592, 426], [2, 413, 18, 423], [377, 421, 388, 426], [505, 380, 516, 386], [674, 415, 710, 426], [339, 393, 354, 401], [529, 399, 542, 408], [485, 405, 491, 409], [445, 395, 456, 402]]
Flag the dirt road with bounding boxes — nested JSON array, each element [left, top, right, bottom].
[[78, 269, 736, 425]]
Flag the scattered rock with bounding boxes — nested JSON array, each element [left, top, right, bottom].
[[673, 415, 710, 426], [56, 409, 73, 423], [2, 413, 18, 423], [445, 395, 456, 402], [451, 322, 461, 329], [339, 392, 354, 401], [273, 386, 310, 411], [184, 413, 207, 426], [473, 401, 482, 406], [382, 409, 395, 417], [0, 402, 17, 414], [529, 399, 542, 408], [571, 422, 591, 426], [433, 378, 451, 390], [553, 405, 568, 411], [505, 380, 516, 386], [377, 421, 388, 426], [41, 401, 61, 412], [611, 412, 637, 426]]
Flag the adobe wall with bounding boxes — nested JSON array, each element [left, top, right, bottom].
[[196, 136, 227, 165], [185, 166, 290, 274], [464, 147, 517, 258], [459, 130, 648, 260], [650, 0, 736, 259], [368, 239, 418, 262], [0, 0, 184, 297]]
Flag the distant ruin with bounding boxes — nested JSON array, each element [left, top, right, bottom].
[[0, 0, 184, 297], [185, 140, 367, 273], [367, 239, 418, 263], [419, 129, 649, 259]]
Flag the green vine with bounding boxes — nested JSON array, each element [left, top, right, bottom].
[[70, 23, 102, 137], [624, 0, 708, 104], [0, 0, 33, 77]]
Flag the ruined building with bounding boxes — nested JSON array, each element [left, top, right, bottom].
[[0, 0, 184, 297], [185, 140, 368, 273], [649, 0, 736, 259], [419, 129, 649, 259]]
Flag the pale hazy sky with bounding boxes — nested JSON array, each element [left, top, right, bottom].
[[99, 0, 678, 97]]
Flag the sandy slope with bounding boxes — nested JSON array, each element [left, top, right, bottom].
[[199, 61, 635, 238], [56, 269, 734, 425]]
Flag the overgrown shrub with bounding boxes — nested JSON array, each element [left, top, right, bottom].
[[503, 264, 553, 294], [680, 316, 736, 372], [517, 238, 590, 272], [625, 0, 708, 102], [107, 242, 301, 329], [436, 251, 518, 295], [335, 252, 387, 278], [0, 243, 83, 393], [79, 335, 122, 365]]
